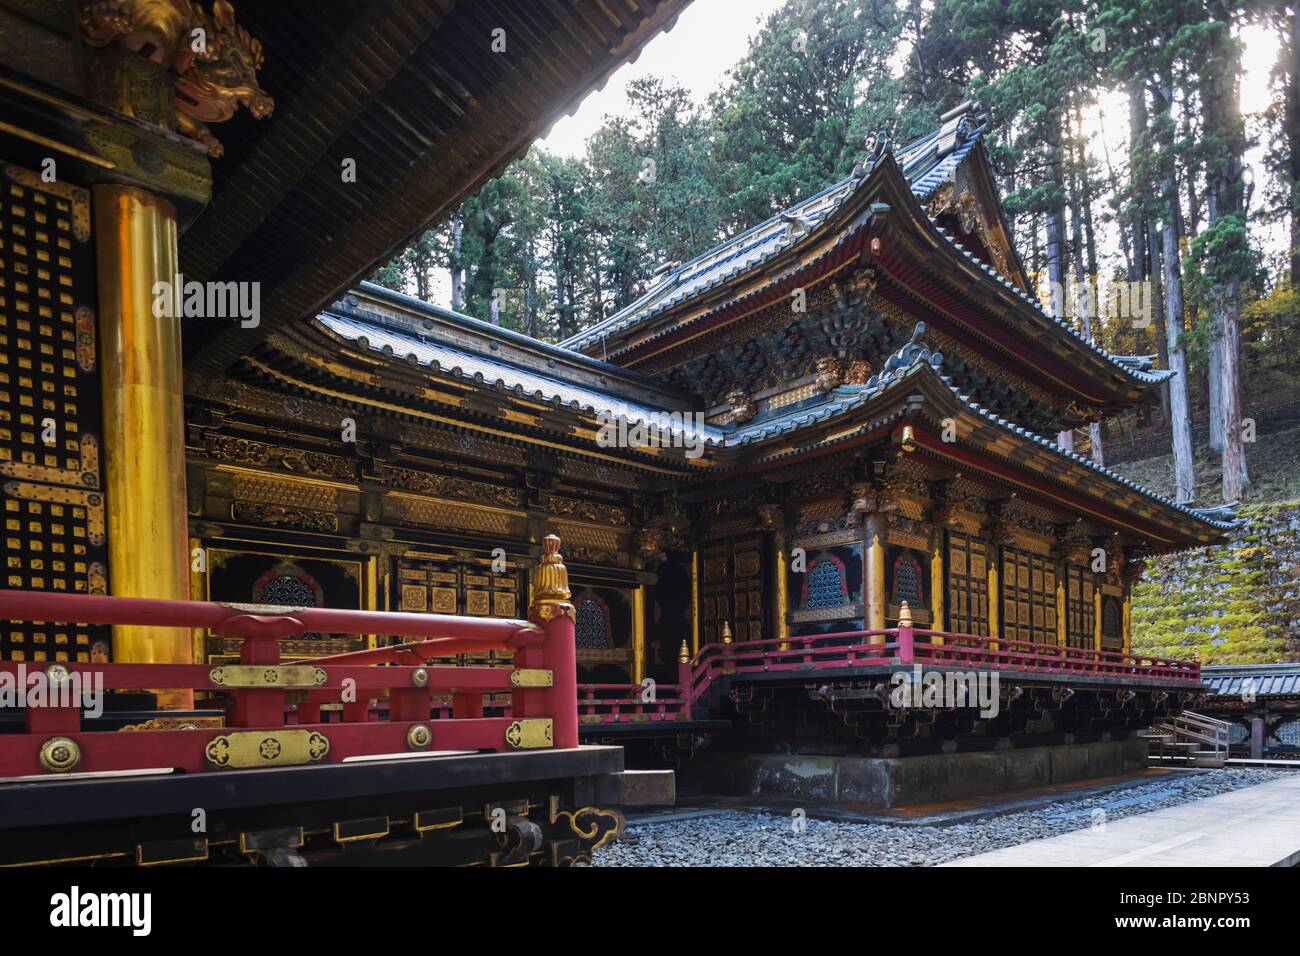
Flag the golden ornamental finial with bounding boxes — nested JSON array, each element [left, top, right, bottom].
[[529, 534, 573, 622], [722, 622, 733, 644], [678, 639, 690, 664], [898, 600, 913, 628]]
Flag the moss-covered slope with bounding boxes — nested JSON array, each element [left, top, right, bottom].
[[1132, 501, 1300, 664]]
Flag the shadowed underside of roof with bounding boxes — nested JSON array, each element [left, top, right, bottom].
[[182, 0, 693, 380]]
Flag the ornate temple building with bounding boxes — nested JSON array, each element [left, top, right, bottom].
[[1, 2, 1230, 772], [179, 109, 1231, 702]]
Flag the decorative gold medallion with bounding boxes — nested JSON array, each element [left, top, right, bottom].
[[39, 736, 81, 772], [204, 730, 330, 769], [509, 668, 553, 688], [411, 667, 429, 687], [406, 724, 432, 750], [208, 665, 327, 688], [504, 718, 553, 749]]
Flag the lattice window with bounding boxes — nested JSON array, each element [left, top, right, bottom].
[[254, 565, 323, 639], [575, 597, 610, 648], [1001, 547, 1056, 645], [891, 553, 924, 608], [805, 557, 848, 609], [946, 532, 989, 636], [1065, 564, 1095, 649], [0, 166, 106, 662], [1101, 596, 1121, 640]]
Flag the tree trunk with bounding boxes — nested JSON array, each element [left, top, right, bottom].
[[1287, 4, 1300, 285], [449, 214, 465, 311], [1128, 82, 1149, 283], [1203, 8, 1249, 500], [1046, 116, 1072, 454], [1153, 76, 1196, 503]]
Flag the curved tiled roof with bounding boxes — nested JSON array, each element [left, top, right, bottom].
[[726, 347, 1234, 531], [317, 312, 723, 444], [1202, 664, 1300, 698], [560, 118, 1169, 396], [559, 124, 982, 353]]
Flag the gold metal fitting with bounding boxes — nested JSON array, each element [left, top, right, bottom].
[[411, 667, 429, 687], [678, 640, 691, 664], [722, 622, 733, 645], [406, 723, 432, 750], [900, 424, 917, 453], [898, 600, 914, 628], [45, 663, 71, 686], [39, 736, 81, 773]]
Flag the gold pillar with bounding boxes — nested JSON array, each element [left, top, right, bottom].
[[1056, 579, 1067, 647], [1122, 596, 1132, 655], [94, 185, 190, 707], [774, 530, 790, 648], [690, 549, 701, 655], [987, 561, 999, 648], [365, 554, 381, 650], [865, 513, 886, 640], [929, 543, 944, 644], [1093, 588, 1103, 652], [188, 535, 205, 666], [632, 584, 647, 683]]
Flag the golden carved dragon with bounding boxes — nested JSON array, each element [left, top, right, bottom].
[[79, 0, 273, 156]]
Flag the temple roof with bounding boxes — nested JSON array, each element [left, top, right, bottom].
[[558, 114, 1172, 415], [559, 121, 985, 353], [318, 306, 722, 447], [305, 287, 1231, 548], [1202, 664, 1300, 698]]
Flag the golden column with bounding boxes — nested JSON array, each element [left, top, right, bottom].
[[1056, 578, 1067, 647], [986, 560, 999, 650], [1093, 587, 1103, 653], [690, 548, 701, 655], [94, 185, 191, 706], [774, 529, 790, 648], [632, 585, 647, 683], [929, 542, 944, 644], [864, 512, 887, 640]]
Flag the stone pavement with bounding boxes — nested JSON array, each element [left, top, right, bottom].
[[943, 772, 1300, 867]]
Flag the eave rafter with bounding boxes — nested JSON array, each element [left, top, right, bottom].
[[237, 326, 710, 480]]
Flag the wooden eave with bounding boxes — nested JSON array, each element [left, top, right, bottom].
[[181, 0, 693, 381], [235, 325, 712, 480]]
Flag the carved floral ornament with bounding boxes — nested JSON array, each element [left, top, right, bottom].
[[79, 0, 274, 156]]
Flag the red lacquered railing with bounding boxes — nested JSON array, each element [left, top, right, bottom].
[[648, 625, 1203, 724], [576, 683, 686, 723], [0, 536, 578, 778]]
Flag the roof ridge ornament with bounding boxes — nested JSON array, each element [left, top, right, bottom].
[[865, 323, 943, 390]]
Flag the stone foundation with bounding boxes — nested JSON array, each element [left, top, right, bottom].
[[683, 738, 1149, 809]]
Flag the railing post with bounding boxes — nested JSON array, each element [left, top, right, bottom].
[[530, 534, 577, 749], [721, 622, 735, 675], [897, 601, 914, 665], [678, 639, 693, 720]]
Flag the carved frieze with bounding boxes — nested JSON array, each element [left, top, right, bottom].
[[548, 497, 630, 526], [231, 502, 339, 532], [203, 436, 354, 479], [377, 466, 525, 509]]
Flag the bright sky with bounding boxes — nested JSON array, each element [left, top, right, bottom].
[[537, 0, 789, 157]]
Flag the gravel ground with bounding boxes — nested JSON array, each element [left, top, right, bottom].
[[594, 768, 1290, 866]]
